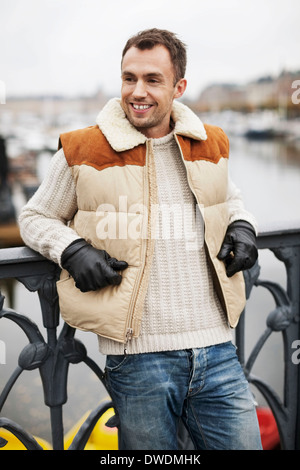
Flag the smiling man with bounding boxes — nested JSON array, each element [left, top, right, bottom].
[[19, 28, 262, 450]]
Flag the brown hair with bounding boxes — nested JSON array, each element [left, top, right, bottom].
[[122, 28, 187, 85]]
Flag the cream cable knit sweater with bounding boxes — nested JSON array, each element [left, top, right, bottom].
[[99, 132, 232, 354], [19, 132, 232, 355]]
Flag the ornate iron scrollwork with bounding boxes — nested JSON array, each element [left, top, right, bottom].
[[0, 247, 115, 450]]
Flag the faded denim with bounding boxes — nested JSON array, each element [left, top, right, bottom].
[[105, 341, 262, 450]]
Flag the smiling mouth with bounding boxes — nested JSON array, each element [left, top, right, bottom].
[[131, 103, 153, 112]]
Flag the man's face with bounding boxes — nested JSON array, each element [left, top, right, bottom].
[[121, 45, 187, 139]]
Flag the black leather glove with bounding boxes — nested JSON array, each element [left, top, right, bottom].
[[217, 220, 258, 278], [61, 239, 128, 292]]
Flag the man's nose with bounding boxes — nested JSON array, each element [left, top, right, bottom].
[[132, 80, 147, 98]]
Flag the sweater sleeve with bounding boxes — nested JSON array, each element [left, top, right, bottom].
[[18, 148, 81, 266], [227, 177, 258, 234]]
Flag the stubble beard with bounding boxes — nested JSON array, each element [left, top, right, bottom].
[[123, 103, 171, 136]]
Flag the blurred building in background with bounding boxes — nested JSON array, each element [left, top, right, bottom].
[[192, 69, 300, 117]]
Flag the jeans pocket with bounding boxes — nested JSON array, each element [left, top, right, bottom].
[[105, 354, 128, 372]]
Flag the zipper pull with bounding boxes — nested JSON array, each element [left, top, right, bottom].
[[126, 327, 133, 342], [124, 328, 133, 355]]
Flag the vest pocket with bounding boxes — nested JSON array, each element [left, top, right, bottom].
[[56, 266, 138, 343]]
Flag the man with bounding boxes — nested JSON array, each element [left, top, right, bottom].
[[19, 29, 262, 450]]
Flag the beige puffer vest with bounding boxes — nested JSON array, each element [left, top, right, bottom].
[[56, 101, 246, 344]]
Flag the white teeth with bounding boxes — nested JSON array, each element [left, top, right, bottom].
[[133, 104, 151, 110]]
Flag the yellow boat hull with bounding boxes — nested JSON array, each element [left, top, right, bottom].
[[0, 406, 118, 450]]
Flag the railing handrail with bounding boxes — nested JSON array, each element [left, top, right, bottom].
[[0, 246, 46, 266], [0, 222, 299, 267]]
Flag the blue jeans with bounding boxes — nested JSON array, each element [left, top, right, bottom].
[[105, 342, 262, 450]]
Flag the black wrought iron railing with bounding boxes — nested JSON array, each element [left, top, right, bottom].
[[0, 224, 299, 450], [0, 247, 115, 450], [238, 224, 300, 450]]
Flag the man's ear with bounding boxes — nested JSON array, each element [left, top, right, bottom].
[[174, 78, 187, 99]]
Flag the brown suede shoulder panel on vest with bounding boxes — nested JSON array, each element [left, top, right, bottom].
[[177, 124, 229, 163], [58, 125, 146, 171], [58, 123, 228, 170]]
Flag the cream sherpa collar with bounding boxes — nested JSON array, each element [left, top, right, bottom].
[[95, 98, 207, 152]]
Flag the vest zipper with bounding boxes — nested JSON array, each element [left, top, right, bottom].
[[124, 140, 152, 344]]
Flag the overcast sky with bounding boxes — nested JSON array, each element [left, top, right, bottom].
[[1, 0, 300, 100]]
